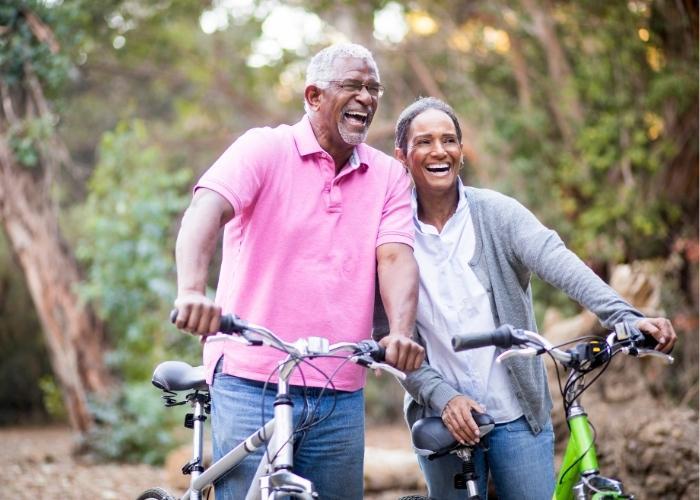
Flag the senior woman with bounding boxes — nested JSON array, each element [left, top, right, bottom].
[[390, 97, 676, 499]]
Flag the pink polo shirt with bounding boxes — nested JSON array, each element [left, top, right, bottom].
[[196, 115, 414, 391]]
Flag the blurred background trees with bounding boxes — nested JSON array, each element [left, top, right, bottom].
[[0, 0, 697, 463]]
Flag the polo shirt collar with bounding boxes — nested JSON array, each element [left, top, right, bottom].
[[293, 115, 369, 172]]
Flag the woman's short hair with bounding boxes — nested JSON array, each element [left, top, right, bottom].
[[395, 97, 462, 155]]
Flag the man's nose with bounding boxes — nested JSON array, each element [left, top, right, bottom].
[[355, 85, 373, 104]]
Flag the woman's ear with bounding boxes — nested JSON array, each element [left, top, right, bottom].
[[394, 147, 407, 166]]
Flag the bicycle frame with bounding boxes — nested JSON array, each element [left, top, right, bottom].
[[146, 316, 403, 500], [553, 401, 599, 500], [553, 377, 628, 500], [180, 354, 317, 500]]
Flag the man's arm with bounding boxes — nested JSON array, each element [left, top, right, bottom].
[[173, 188, 234, 336], [376, 242, 424, 371]]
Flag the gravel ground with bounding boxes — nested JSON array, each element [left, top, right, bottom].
[[0, 425, 424, 499]]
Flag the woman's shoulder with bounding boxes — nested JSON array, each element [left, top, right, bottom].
[[464, 185, 522, 210]]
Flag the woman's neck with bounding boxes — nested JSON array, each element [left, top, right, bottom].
[[416, 184, 459, 234]]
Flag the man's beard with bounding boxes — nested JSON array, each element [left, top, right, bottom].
[[338, 120, 369, 145]]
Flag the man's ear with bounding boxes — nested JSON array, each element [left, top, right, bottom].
[[304, 85, 322, 112]]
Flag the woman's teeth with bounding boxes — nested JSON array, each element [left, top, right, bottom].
[[426, 163, 450, 173]]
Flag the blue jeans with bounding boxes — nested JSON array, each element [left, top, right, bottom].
[[417, 416, 555, 500], [210, 365, 365, 500]]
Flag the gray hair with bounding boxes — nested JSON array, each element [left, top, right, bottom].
[[395, 97, 462, 155], [304, 43, 380, 113], [305, 43, 380, 86]]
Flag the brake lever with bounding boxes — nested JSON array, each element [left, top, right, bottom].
[[352, 355, 406, 381], [496, 347, 539, 363], [622, 346, 674, 364]]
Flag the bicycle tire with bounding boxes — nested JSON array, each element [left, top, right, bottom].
[[136, 487, 177, 500]]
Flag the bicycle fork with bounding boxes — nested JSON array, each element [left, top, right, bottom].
[[258, 372, 317, 499]]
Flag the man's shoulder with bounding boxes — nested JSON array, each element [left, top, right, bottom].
[[357, 143, 404, 171], [226, 123, 296, 161], [239, 122, 294, 142]]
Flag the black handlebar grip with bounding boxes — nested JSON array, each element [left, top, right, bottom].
[[625, 323, 661, 350], [452, 324, 516, 352], [358, 339, 385, 362], [372, 344, 386, 362], [169, 309, 245, 335], [219, 314, 248, 334]]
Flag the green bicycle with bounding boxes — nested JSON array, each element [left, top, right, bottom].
[[401, 322, 673, 500], [450, 322, 674, 499]]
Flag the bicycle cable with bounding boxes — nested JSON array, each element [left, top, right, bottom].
[[558, 420, 598, 485], [261, 353, 352, 466], [564, 348, 619, 415]]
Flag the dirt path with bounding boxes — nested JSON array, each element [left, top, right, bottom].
[[0, 425, 424, 499]]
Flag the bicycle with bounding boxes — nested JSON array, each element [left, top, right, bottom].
[[136, 312, 405, 500], [399, 322, 673, 500]]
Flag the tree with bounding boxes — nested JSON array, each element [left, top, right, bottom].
[[0, 3, 113, 434]]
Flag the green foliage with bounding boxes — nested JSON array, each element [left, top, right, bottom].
[[0, 1, 77, 94], [2, 0, 696, 458], [72, 120, 194, 381], [462, 0, 698, 264], [38, 375, 67, 421], [7, 116, 53, 168], [68, 119, 195, 462], [84, 381, 181, 465]]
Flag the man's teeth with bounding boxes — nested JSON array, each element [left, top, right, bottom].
[[426, 163, 450, 173], [345, 112, 367, 123]]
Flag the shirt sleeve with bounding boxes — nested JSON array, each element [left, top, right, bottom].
[[195, 128, 271, 216], [501, 194, 644, 328], [376, 161, 414, 248]]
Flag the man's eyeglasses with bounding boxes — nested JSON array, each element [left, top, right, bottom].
[[324, 79, 385, 98]]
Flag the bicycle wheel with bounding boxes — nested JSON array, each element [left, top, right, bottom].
[[136, 487, 177, 500]]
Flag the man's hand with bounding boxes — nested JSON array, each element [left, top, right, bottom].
[[441, 395, 486, 445], [173, 292, 221, 337], [378, 333, 424, 372], [635, 317, 677, 353]]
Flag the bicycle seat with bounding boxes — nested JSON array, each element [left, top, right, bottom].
[[152, 361, 208, 392], [411, 412, 495, 456]]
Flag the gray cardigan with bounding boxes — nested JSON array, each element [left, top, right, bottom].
[[387, 185, 643, 434]]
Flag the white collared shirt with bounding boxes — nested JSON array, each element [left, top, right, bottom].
[[412, 179, 522, 423]]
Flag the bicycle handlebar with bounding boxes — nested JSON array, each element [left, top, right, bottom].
[[452, 322, 674, 368], [451, 324, 529, 351], [170, 310, 404, 380]]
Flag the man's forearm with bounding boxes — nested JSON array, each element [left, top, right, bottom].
[[176, 189, 233, 295], [176, 214, 219, 295], [377, 243, 418, 337]]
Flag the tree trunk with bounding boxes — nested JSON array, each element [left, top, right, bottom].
[[521, 0, 583, 146], [0, 69, 112, 436]]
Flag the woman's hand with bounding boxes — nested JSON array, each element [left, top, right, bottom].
[[441, 395, 486, 445]]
